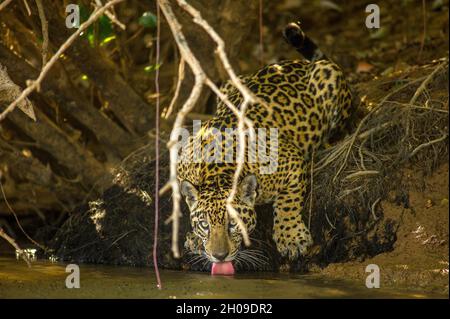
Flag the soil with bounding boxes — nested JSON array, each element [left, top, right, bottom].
[[317, 163, 449, 295]]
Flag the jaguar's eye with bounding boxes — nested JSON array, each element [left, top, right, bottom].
[[229, 219, 238, 231], [199, 220, 209, 231]]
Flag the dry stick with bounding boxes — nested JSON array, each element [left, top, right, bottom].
[[0, 0, 125, 122], [344, 170, 379, 180], [418, 0, 426, 61], [358, 137, 368, 170], [332, 106, 383, 183], [94, 0, 126, 30], [0, 227, 31, 267], [384, 100, 449, 113], [175, 0, 262, 247], [370, 197, 381, 221], [325, 213, 336, 230], [409, 62, 447, 106], [152, 0, 162, 290], [158, 0, 205, 258], [205, 78, 256, 138], [338, 186, 363, 200], [225, 98, 251, 247], [176, 0, 259, 107], [22, 0, 31, 15], [0, 175, 46, 251], [0, 0, 13, 12], [409, 134, 448, 159], [404, 61, 447, 145], [163, 58, 185, 119], [158, 0, 259, 256], [34, 0, 49, 67]]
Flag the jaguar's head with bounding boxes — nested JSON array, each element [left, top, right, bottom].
[[180, 174, 258, 263]]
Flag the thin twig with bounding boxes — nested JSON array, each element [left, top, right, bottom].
[[0, 0, 125, 122], [358, 137, 368, 170], [405, 61, 447, 144], [370, 197, 381, 220], [383, 100, 449, 113], [22, 0, 31, 15], [0, 227, 31, 267], [175, 0, 260, 247], [325, 213, 336, 230], [107, 230, 136, 248], [337, 186, 363, 200], [158, 0, 260, 256], [158, 0, 205, 258], [0, 0, 13, 12], [163, 58, 185, 119], [418, 0, 426, 60], [0, 172, 47, 251], [34, 0, 49, 67], [94, 0, 126, 30], [409, 134, 448, 159], [409, 61, 447, 106], [344, 170, 379, 180]]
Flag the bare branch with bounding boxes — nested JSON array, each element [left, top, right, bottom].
[[0, 227, 31, 267], [22, 0, 31, 15], [409, 61, 447, 105], [159, 0, 259, 256], [0, 0, 125, 122], [163, 58, 185, 119], [34, 0, 49, 66], [344, 170, 380, 180], [0, 171, 47, 251], [0, 0, 13, 12], [409, 134, 448, 159], [94, 0, 126, 30]]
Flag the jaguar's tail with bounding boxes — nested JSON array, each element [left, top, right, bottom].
[[283, 21, 327, 62]]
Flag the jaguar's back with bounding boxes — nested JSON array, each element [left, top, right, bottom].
[[214, 57, 353, 155]]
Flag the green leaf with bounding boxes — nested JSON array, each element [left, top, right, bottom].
[[101, 35, 117, 46], [144, 63, 162, 73], [79, 4, 115, 47], [139, 11, 157, 29]]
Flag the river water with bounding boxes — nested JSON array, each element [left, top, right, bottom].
[[0, 257, 445, 298]]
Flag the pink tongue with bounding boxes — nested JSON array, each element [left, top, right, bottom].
[[211, 262, 235, 276]]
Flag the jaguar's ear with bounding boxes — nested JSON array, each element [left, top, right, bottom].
[[239, 174, 258, 206], [180, 180, 199, 210]]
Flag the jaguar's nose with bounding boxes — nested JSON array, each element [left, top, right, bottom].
[[212, 250, 229, 261]]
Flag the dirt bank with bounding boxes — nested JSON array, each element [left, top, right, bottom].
[[317, 163, 449, 295]]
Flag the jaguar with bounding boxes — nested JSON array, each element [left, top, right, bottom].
[[176, 22, 354, 274]]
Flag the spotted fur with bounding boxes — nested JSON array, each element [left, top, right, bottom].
[[177, 22, 353, 264]]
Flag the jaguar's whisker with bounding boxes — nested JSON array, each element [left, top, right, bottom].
[[237, 251, 262, 269], [238, 250, 269, 267]]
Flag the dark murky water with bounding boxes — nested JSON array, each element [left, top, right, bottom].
[[0, 257, 445, 298]]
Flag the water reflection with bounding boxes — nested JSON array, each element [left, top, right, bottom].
[[0, 257, 445, 299]]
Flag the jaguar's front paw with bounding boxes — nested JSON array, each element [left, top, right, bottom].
[[273, 223, 313, 260]]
